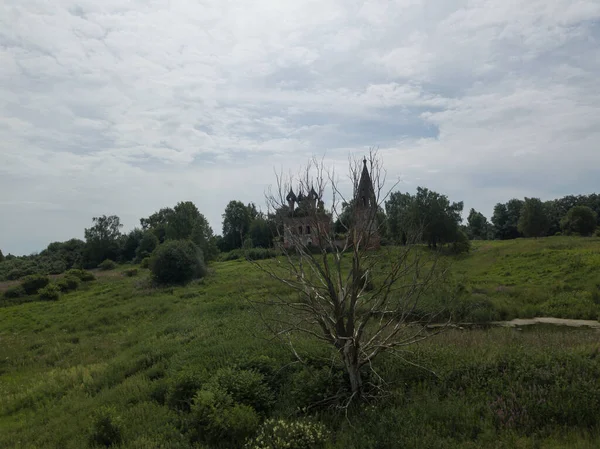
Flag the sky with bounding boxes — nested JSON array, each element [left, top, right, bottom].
[[1, 0, 599, 255]]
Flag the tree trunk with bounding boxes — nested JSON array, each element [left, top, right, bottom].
[[342, 343, 363, 397]]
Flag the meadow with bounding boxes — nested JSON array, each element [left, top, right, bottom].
[[1, 236, 600, 448]]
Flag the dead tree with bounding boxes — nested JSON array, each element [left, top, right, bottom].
[[251, 151, 448, 401]]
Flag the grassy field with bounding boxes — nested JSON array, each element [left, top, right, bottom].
[[453, 236, 600, 321], [1, 236, 600, 448]]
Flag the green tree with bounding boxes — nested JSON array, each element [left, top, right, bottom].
[[140, 207, 174, 242], [518, 198, 549, 238], [136, 231, 159, 261], [120, 228, 145, 262], [248, 217, 273, 248], [466, 208, 489, 240], [560, 206, 597, 236], [166, 201, 201, 241], [492, 199, 523, 239], [385, 187, 463, 248], [84, 215, 123, 267], [222, 201, 253, 251], [0, 249, 4, 263]]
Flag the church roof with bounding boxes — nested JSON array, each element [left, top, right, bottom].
[[286, 189, 297, 203], [357, 158, 375, 200]]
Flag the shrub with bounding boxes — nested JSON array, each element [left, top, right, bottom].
[[290, 366, 348, 410], [20, 274, 50, 295], [150, 240, 206, 285], [190, 388, 260, 448], [98, 259, 117, 271], [245, 418, 329, 449], [123, 268, 139, 277], [7, 269, 23, 281], [4, 285, 26, 299], [56, 275, 81, 292], [88, 406, 123, 448], [210, 367, 275, 414], [166, 371, 204, 411], [66, 269, 96, 282], [140, 257, 150, 269], [451, 230, 471, 254], [38, 283, 61, 301]]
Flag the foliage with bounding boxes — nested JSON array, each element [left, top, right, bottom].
[[451, 229, 471, 254], [88, 406, 123, 448], [140, 202, 219, 262], [245, 418, 329, 449], [385, 187, 463, 247], [135, 231, 159, 262], [84, 215, 123, 267], [20, 274, 50, 295], [56, 275, 81, 293], [120, 228, 145, 262], [210, 367, 275, 414], [4, 285, 26, 299], [65, 269, 96, 282], [166, 371, 204, 411], [123, 268, 139, 277], [518, 198, 550, 238], [466, 208, 490, 240], [98, 259, 117, 271], [561, 206, 597, 236], [150, 240, 207, 285], [190, 388, 260, 448], [140, 257, 150, 269], [0, 249, 3, 263], [249, 217, 273, 248], [38, 283, 61, 301], [492, 199, 523, 240], [221, 200, 254, 251]]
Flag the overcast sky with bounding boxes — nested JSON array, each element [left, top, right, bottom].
[[1, 0, 599, 255]]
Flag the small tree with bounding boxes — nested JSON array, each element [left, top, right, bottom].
[[0, 249, 4, 263], [518, 198, 549, 238], [561, 206, 597, 236], [150, 240, 206, 285], [251, 152, 448, 401], [467, 208, 489, 240]]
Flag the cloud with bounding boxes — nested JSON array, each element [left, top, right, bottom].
[[0, 0, 599, 254]]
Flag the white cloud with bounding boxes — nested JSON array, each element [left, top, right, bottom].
[[0, 0, 599, 254]]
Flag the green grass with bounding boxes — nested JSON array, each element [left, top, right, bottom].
[[452, 236, 600, 320], [0, 237, 599, 448]]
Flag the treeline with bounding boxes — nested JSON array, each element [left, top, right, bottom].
[[470, 194, 600, 240], [1, 191, 598, 281]]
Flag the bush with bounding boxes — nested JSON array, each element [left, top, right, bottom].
[[88, 406, 123, 448], [140, 257, 150, 269], [123, 268, 139, 277], [166, 371, 204, 411], [56, 275, 81, 292], [38, 283, 61, 301], [20, 274, 50, 295], [210, 367, 275, 414], [150, 240, 206, 285], [4, 285, 26, 299], [98, 259, 117, 271], [7, 269, 23, 281], [451, 230, 471, 254], [245, 418, 329, 449], [66, 269, 96, 282], [190, 388, 260, 448]]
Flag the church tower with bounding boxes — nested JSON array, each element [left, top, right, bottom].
[[354, 158, 380, 248]]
